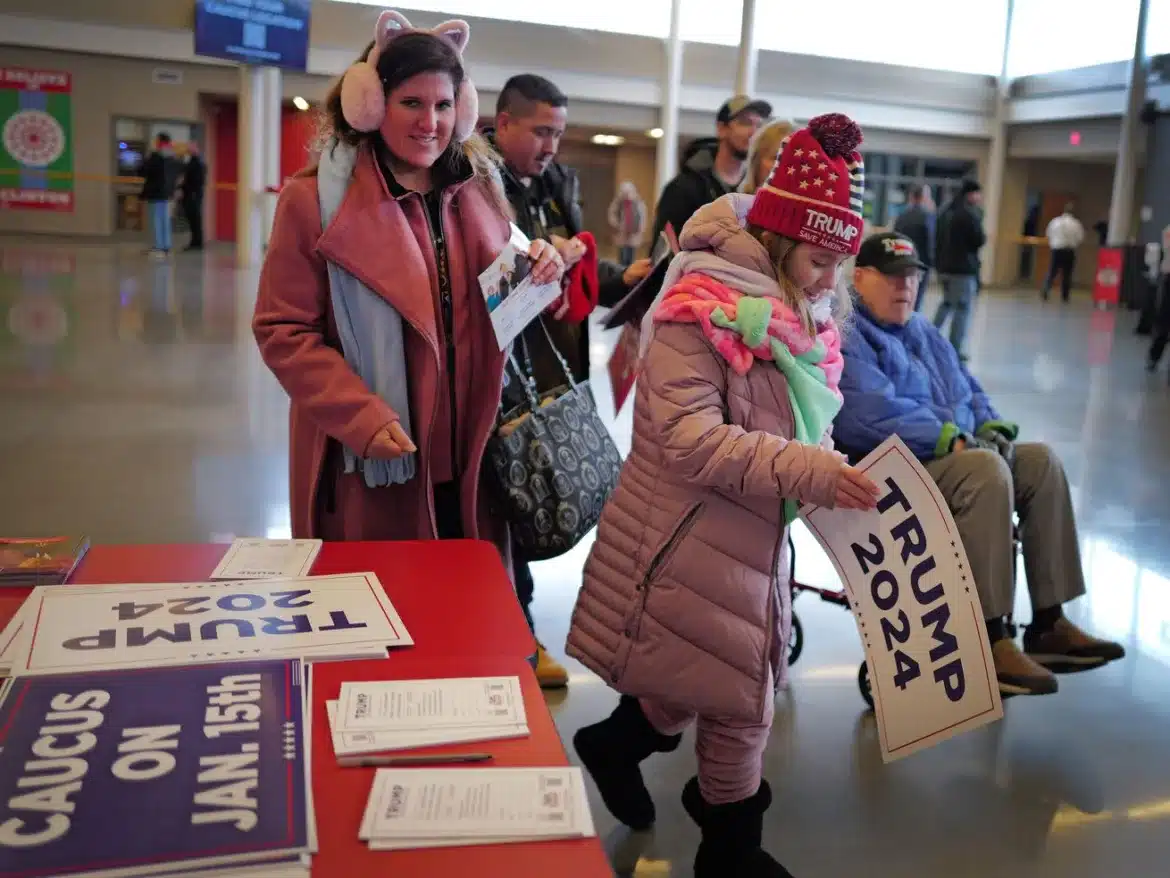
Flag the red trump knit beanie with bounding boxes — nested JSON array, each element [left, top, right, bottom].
[[746, 113, 865, 255]]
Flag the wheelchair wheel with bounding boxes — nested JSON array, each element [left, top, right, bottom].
[[858, 661, 874, 709], [787, 613, 804, 666]]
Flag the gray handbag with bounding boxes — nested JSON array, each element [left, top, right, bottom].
[[487, 320, 623, 561]]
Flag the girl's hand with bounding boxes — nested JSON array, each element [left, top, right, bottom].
[[835, 465, 880, 510], [528, 239, 565, 286], [365, 422, 417, 459]]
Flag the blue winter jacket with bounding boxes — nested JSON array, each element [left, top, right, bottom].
[[835, 300, 1013, 461]]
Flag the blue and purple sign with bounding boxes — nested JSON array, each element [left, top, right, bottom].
[[194, 0, 312, 71], [0, 659, 309, 877]]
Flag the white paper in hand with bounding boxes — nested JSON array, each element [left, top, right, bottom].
[[211, 538, 323, 580], [800, 435, 1003, 762], [479, 228, 561, 351]]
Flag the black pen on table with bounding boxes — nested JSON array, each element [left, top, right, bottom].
[[347, 752, 494, 768]]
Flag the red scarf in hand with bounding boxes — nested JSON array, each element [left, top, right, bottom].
[[549, 231, 599, 324]]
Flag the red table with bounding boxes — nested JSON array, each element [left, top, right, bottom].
[[1, 540, 608, 876], [9, 540, 537, 661], [311, 655, 611, 877]]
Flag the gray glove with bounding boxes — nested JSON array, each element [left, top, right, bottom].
[[960, 432, 1014, 468]]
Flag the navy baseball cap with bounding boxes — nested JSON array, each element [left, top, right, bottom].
[[856, 232, 925, 274]]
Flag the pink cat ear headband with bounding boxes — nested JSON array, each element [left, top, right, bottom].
[[339, 9, 479, 142]]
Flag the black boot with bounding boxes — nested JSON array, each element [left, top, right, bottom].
[[684, 777, 794, 878], [573, 695, 681, 830]]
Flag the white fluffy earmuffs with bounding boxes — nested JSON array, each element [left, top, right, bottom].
[[339, 9, 479, 142]]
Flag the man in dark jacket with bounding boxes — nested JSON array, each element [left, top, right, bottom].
[[650, 94, 771, 245], [893, 183, 934, 311], [933, 179, 986, 358], [488, 74, 650, 390], [140, 133, 180, 257], [178, 141, 206, 251], [488, 73, 651, 690]]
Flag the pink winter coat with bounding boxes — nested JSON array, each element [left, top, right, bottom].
[[253, 146, 512, 550], [565, 197, 843, 723]]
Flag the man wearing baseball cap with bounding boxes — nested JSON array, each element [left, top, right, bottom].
[[834, 232, 1125, 698], [649, 94, 771, 244]]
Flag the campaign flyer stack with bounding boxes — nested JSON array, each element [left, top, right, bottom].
[[359, 767, 595, 850], [325, 676, 530, 764], [0, 658, 314, 877], [0, 572, 412, 677]]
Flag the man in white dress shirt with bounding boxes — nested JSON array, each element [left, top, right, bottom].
[[1042, 204, 1085, 303]]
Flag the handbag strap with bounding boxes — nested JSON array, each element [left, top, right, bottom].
[[533, 316, 578, 390]]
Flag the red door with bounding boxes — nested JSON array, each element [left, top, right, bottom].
[[210, 101, 315, 243]]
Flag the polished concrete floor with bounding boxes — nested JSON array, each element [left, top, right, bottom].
[[2, 236, 1169, 877]]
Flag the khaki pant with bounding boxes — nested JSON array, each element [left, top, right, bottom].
[[925, 443, 1085, 620]]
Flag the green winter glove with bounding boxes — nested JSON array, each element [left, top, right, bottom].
[[977, 420, 1019, 441]]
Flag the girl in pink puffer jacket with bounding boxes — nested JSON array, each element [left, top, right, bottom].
[[566, 115, 879, 878]]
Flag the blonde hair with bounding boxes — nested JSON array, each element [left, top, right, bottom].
[[741, 119, 798, 195], [747, 226, 853, 337]]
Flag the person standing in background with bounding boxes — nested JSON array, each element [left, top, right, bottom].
[[651, 94, 771, 244], [140, 133, 180, 258], [1042, 203, 1084, 303], [739, 118, 796, 196], [178, 142, 206, 251], [487, 73, 651, 690], [607, 181, 647, 265], [1145, 224, 1170, 374], [894, 183, 935, 311], [933, 179, 986, 359]]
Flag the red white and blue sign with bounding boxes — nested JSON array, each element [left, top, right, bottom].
[[0, 659, 310, 877]]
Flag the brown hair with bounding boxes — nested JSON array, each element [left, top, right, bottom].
[[309, 35, 509, 216], [747, 225, 853, 336]]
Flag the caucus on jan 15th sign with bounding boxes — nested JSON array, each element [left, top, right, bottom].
[[0, 659, 312, 877], [802, 435, 1003, 762]]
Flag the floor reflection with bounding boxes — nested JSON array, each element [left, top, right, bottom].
[[2, 238, 1170, 874]]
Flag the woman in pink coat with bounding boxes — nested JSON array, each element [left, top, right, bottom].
[[566, 115, 879, 877], [253, 11, 562, 547]]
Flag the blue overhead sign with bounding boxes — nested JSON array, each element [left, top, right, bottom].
[[194, 0, 312, 71]]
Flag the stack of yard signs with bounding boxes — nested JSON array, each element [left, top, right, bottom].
[[0, 657, 315, 877], [0, 572, 411, 676]]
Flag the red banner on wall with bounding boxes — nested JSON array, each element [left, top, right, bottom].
[[1092, 248, 1123, 306]]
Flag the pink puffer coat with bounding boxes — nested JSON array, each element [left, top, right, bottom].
[[565, 199, 844, 723]]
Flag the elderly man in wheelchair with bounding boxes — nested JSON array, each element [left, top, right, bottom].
[[833, 232, 1124, 697]]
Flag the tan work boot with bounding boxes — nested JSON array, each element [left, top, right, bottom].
[[993, 638, 1058, 696], [1024, 616, 1126, 671], [535, 642, 569, 689]]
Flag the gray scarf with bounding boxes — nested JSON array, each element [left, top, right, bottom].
[[317, 140, 417, 485]]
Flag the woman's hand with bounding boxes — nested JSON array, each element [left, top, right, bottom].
[[835, 464, 880, 510], [528, 239, 564, 286], [365, 421, 417, 459], [549, 233, 587, 271]]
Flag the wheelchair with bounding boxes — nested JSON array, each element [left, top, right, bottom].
[[786, 522, 1021, 708]]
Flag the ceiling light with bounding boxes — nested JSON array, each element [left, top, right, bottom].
[[590, 133, 625, 147], [648, 127, 664, 139], [292, 96, 310, 111]]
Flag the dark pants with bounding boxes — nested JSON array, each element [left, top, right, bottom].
[[618, 245, 635, 266], [182, 196, 204, 248], [913, 268, 930, 311], [513, 546, 536, 632], [1043, 248, 1075, 301], [1147, 275, 1170, 368]]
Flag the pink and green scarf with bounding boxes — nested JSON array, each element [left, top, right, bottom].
[[654, 272, 844, 521]]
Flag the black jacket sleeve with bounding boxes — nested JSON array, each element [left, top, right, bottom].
[[597, 259, 629, 308], [650, 175, 701, 253]]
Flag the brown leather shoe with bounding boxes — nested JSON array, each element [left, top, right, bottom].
[[1023, 617, 1126, 671], [993, 638, 1058, 696]]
